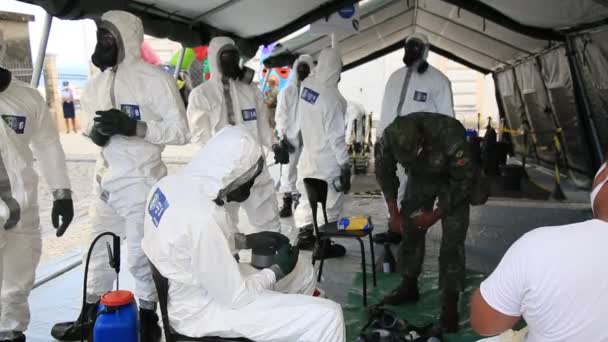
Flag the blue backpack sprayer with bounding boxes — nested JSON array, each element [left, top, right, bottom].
[[80, 232, 139, 342]]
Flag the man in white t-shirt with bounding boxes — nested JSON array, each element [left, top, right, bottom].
[[470, 162, 608, 342]]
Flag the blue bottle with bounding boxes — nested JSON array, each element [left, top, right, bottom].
[[94, 290, 139, 342]]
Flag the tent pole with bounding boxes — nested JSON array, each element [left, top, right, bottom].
[[30, 13, 52, 88], [173, 46, 186, 79], [565, 35, 604, 170]]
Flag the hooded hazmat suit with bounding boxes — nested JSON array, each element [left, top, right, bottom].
[[0, 119, 29, 335], [142, 126, 345, 342], [79, 11, 189, 306], [0, 77, 71, 335], [377, 33, 454, 138], [345, 100, 366, 146], [187, 37, 290, 239], [377, 32, 455, 213], [294, 47, 349, 227], [275, 55, 315, 195]]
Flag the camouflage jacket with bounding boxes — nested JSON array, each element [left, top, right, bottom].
[[375, 112, 476, 214]]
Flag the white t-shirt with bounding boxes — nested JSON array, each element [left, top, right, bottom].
[[480, 219, 608, 342]]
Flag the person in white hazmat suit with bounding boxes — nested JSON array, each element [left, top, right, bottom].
[[0, 32, 74, 342], [294, 48, 350, 258], [51, 11, 189, 342], [142, 125, 345, 342], [187, 36, 293, 240], [345, 100, 367, 152], [274, 54, 315, 218], [374, 32, 455, 245]]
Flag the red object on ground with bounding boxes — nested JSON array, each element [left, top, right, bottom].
[[101, 290, 135, 307]]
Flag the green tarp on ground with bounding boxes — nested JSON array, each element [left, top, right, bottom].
[[344, 271, 486, 341]]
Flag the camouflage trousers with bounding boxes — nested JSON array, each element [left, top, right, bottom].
[[397, 175, 470, 293]]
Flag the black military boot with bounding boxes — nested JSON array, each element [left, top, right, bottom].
[[51, 301, 98, 341], [139, 308, 162, 342], [0, 331, 25, 342], [279, 194, 293, 218], [440, 291, 460, 333], [296, 225, 316, 250], [381, 276, 419, 305]]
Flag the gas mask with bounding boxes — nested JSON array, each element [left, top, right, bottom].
[[218, 46, 254, 84], [0, 67, 11, 93], [226, 178, 256, 203], [296, 62, 311, 82], [0, 31, 11, 92], [402, 38, 425, 67], [92, 27, 119, 72]]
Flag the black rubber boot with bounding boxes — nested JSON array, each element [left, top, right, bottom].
[[381, 277, 420, 306], [139, 308, 162, 342], [50, 301, 98, 341], [440, 292, 460, 333], [373, 231, 402, 244], [279, 194, 293, 218], [313, 239, 346, 260], [296, 225, 315, 250], [0, 332, 25, 342]]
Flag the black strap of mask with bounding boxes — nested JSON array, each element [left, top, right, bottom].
[[0, 150, 20, 229], [222, 79, 236, 125], [395, 67, 414, 117]]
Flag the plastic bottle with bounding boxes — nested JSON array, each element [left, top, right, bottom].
[[93, 290, 138, 342], [382, 243, 396, 273]]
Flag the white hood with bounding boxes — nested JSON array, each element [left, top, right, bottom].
[[406, 32, 430, 61], [314, 48, 342, 86], [207, 36, 238, 82], [100, 10, 144, 66], [287, 54, 315, 88], [183, 126, 263, 204]]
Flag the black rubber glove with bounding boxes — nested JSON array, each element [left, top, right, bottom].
[[272, 142, 290, 165], [340, 164, 352, 194], [273, 244, 299, 279], [94, 109, 137, 136], [52, 199, 74, 237], [89, 124, 110, 147]]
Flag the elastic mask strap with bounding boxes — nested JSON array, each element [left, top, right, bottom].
[[591, 162, 608, 214]]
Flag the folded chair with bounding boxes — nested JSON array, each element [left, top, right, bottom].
[[303, 177, 377, 306]]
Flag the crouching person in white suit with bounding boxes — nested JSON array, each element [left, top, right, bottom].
[[142, 126, 345, 342]]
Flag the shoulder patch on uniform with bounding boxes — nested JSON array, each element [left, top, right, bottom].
[[120, 104, 141, 120], [148, 188, 169, 227], [1, 115, 27, 134], [301, 87, 320, 104], [457, 158, 468, 167], [413, 91, 427, 102], [241, 108, 257, 121]]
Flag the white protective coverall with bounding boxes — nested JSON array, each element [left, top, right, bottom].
[[80, 11, 189, 306], [295, 48, 350, 227], [142, 126, 345, 342], [345, 100, 366, 145], [0, 78, 70, 334], [187, 37, 290, 240], [377, 32, 455, 207], [274, 55, 315, 195]]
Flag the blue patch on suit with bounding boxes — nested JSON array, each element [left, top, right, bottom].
[[413, 91, 428, 102], [301, 87, 320, 104], [148, 188, 169, 227], [241, 108, 257, 121], [1, 115, 27, 134], [120, 104, 141, 120]]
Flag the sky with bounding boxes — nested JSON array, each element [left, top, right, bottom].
[[1, 0, 96, 70]]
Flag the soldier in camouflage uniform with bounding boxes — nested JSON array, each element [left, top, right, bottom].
[[375, 112, 477, 332]]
